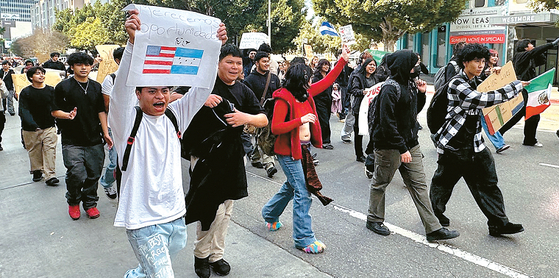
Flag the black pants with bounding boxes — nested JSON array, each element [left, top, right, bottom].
[[315, 101, 332, 144], [339, 86, 349, 119], [353, 112, 364, 158], [430, 147, 509, 227], [0, 112, 5, 143], [499, 89, 540, 145]]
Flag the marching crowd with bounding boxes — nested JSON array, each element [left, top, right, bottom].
[[3, 7, 559, 278]]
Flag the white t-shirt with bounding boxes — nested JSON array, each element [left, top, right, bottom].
[[110, 42, 213, 230]]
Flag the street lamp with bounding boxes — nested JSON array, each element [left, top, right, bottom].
[[267, 0, 271, 47]]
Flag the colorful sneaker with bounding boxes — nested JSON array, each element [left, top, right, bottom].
[[86, 207, 100, 219], [69, 205, 80, 220], [299, 240, 326, 254], [266, 221, 283, 231]]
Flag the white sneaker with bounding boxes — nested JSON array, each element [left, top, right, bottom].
[[533, 142, 543, 147], [104, 186, 117, 199]]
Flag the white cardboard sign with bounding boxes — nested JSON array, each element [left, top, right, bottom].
[[123, 4, 222, 88], [339, 25, 356, 45], [239, 32, 269, 50]]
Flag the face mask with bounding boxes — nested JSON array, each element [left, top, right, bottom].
[[410, 65, 421, 79]]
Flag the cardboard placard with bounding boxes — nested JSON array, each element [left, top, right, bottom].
[[12, 72, 62, 97], [478, 61, 524, 135], [239, 32, 269, 50], [304, 44, 313, 61], [339, 25, 356, 45], [95, 45, 120, 83]]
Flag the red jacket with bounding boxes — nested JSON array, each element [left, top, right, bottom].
[[271, 57, 347, 160]]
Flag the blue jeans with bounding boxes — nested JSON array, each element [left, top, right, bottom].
[[125, 217, 187, 278], [481, 117, 506, 150], [99, 128, 117, 189], [262, 154, 316, 249]]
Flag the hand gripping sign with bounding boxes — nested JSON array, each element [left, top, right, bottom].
[[122, 4, 222, 89]]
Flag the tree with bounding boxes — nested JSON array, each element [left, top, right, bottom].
[[312, 0, 468, 51], [70, 18, 110, 51], [10, 29, 69, 60], [531, 0, 559, 27]]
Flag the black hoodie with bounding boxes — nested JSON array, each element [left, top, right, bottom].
[[372, 50, 425, 153]]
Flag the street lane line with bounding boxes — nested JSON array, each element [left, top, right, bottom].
[[332, 204, 530, 278], [539, 163, 559, 169], [247, 171, 530, 277]]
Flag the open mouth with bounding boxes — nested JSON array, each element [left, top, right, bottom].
[[153, 102, 165, 108]]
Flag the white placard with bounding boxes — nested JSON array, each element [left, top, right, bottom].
[[239, 32, 269, 50], [123, 4, 222, 88], [339, 25, 356, 46]]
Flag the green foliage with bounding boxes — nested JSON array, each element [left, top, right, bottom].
[[313, 0, 467, 51], [293, 20, 370, 56], [70, 18, 110, 51], [530, 0, 559, 27]]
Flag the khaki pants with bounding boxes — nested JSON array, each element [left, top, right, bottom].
[[23, 127, 57, 180], [193, 200, 233, 263]]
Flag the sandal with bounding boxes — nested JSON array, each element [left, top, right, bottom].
[[299, 240, 326, 254], [266, 221, 283, 231]]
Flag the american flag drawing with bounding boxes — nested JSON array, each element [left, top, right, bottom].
[[143, 45, 204, 75]]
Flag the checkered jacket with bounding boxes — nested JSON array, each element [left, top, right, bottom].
[[434, 70, 523, 154]]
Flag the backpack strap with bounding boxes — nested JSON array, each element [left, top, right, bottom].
[[164, 108, 181, 139], [121, 106, 143, 171]]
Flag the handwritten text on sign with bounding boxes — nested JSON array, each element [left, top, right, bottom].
[[123, 4, 221, 88]]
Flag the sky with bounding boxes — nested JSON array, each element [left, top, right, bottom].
[[305, 0, 315, 20]]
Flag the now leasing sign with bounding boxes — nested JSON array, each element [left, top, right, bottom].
[[450, 10, 506, 45]]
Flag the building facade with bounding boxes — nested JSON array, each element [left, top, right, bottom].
[[399, 0, 559, 83], [0, 0, 35, 48]]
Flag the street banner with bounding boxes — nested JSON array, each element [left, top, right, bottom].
[[319, 22, 339, 37], [95, 45, 120, 83], [365, 49, 391, 64], [339, 25, 356, 46], [12, 72, 62, 97], [524, 68, 555, 120], [480, 61, 524, 135], [122, 4, 222, 88], [358, 82, 383, 136], [239, 32, 269, 50]]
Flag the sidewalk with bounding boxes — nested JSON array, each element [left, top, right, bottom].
[[0, 113, 331, 278]]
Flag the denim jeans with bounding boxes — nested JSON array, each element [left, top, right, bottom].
[[262, 154, 316, 249], [100, 128, 117, 189], [62, 143, 104, 209], [481, 117, 506, 150], [125, 217, 187, 278]]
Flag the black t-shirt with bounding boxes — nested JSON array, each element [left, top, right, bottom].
[[244, 70, 280, 101], [52, 78, 105, 146], [19, 85, 56, 131], [212, 77, 264, 120]]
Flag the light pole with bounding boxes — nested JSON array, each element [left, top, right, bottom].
[[267, 0, 271, 47]]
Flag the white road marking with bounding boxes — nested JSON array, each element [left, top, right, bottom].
[[247, 171, 531, 278], [539, 163, 559, 169]]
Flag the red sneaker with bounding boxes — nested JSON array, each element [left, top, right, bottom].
[[86, 207, 100, 219], [69, 205, 80, 220]]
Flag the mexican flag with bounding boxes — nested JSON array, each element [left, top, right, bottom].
[[524, 68, 556, 120]]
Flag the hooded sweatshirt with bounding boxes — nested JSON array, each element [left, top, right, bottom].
[[372, 50, 425, 153]]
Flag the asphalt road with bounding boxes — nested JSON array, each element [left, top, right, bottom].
[[1, 91, 559, 277]]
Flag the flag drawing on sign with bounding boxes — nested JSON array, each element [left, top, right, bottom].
[[143, 45, 204, 75], [524, 68, 556, 120], [319, 22, 339, 37]]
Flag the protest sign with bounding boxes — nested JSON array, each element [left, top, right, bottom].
[[339, 25, 356, 45], [95, 45, 120, 83], [479, 61, 524, 135], [123, 4, 222, 88], [239, 32, 269, 50], [12, 72, 62, 97], [304, 45, 313, 61]]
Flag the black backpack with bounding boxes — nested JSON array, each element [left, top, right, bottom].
[[426, 74, 460, 134]]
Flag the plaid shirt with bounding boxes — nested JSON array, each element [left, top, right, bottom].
[[434, 70, 523, 154]]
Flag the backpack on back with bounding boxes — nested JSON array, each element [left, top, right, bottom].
[[367, 78, 401, 136], [433, 60, 459, 91], [426, 73, 461, 134]]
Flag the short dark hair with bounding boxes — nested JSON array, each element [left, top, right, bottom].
[[457, 43, 490, 69], [516, 39, 532, 53], [453, 42, 467, 56], [26, 66, 45, 82], [254, 51, 269, 62], [290, 57, 306, 66], [25, 60, 34, 66], [1, 60, 9, 65], [67, 52, 94, 66], [219, 44, 242, 61], [113, 47, 125, 61], [258, 43, 272, 54], [135, 86, 174, 93], [50, 52, 60, 58]]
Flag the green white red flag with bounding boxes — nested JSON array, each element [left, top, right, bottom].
[[524, 68, 555, 120]]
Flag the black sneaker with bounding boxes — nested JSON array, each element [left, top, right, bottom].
[[426, 227, 460, 242], [323, 144, 334, 150], [366, 221, 390, 236], [251, 161, 264, 168], [0, 144, 3, 151], [266, 165, 277, 178], [45, 177, 60, 186], [210, 259, 231, 276], [356, 156, 366, 163], [194, 256, 210, 278], [489, 222, 524, 236], [32, 170, 43, 182]]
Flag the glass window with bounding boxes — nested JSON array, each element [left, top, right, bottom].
[[475, 0, 486, 7], [437, 26, 447, 67], [421, 32, 430, 66], [407, 34, 415, 50]]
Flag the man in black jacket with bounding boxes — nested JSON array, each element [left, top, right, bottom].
[[244, 51, 280, 177], [366, 50, 459, 242], [42, 52, 67, 72], [499, 38, 559, 147]]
